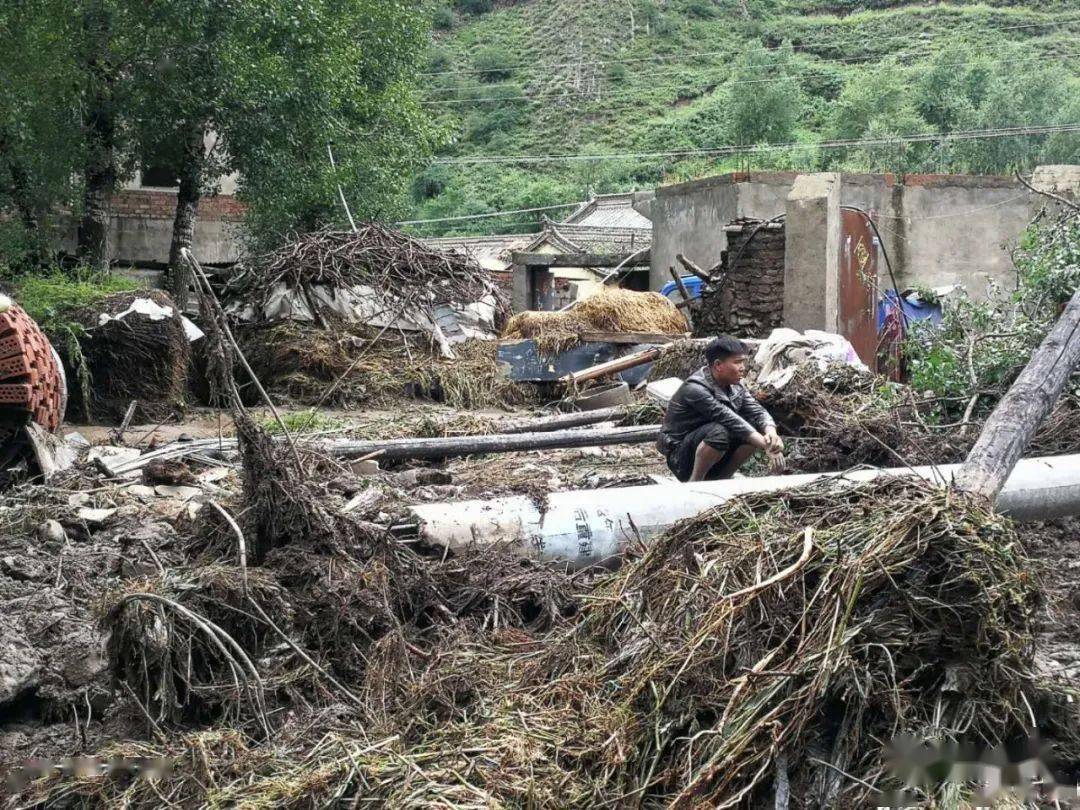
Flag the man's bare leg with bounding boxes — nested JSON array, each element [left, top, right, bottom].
[[688, 441, 726, 482], [713, 444, 756, 480]]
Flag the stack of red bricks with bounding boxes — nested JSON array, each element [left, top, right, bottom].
[[0, 305, 65, 432]]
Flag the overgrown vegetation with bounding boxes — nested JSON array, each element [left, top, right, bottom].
[[13, 271, 140, 336], [905, 218, 1080, 420], [413, 0, 1079, 235]]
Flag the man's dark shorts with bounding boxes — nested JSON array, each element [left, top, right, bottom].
[[665, 423, 738, 482]]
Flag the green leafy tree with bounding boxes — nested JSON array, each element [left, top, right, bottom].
[[219, 0, 443, 250], [0, 0, 85, 269], [828, 60, 930, 172], [726, 42, 804, 147]]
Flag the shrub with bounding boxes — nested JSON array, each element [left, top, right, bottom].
[[473, 46, 515, 82], [466, 103, 527, 143], [606, 63, 628, 83], [427, 46, 453, 73], [686, 0, 717, 18], [454, 0, 493, 14], [432, 5, 454, 29], [15, 270, 140, 334]]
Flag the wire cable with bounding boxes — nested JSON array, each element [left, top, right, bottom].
[[420, 15, 1080, 78], [420, 49, 1078, 107], [434, 124, 1080, 165]]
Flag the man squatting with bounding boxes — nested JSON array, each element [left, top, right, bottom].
[[658, 335, 784, 482]]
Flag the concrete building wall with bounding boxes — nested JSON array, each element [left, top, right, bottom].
[[647, 170, 1071, 298]]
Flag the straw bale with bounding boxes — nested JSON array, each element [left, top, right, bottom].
[[503, 288, 688, 355]]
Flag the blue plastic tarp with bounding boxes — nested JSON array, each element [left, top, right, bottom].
[[877, 290, 942, 331]]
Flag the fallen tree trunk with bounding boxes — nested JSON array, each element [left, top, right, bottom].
[[955, 285, 1080, 499], [101, 423, 661, 475], [320, 424, 659, 461]]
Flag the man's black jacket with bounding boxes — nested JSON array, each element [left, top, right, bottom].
[[659, 367, 775, 452]]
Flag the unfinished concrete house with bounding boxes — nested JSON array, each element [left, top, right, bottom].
[[637, 166, 1080, 364]]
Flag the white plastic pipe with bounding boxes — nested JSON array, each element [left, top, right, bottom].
[[410, 454, 1080, 569]]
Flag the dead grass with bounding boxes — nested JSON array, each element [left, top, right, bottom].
[[503, 288, 688, 355]]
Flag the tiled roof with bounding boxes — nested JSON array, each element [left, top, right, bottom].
[[421, 233, 536, 271], [561, 193, 653, 229]]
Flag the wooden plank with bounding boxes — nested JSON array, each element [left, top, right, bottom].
[[559, 346, 663, 384]]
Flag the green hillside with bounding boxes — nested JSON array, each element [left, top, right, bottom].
[[407, 0, 1079, 236]]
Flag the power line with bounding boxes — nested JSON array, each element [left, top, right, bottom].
[[419, 15, 1080, 78], [424, 41, 1078, 98], [434, 124, 1080, 165], [396, 201, 584, 225], [420, 50, 1079, 107]]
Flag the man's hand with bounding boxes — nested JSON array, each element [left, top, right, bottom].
[[763, 426, 784, 453], [747, 432, 770, 451]]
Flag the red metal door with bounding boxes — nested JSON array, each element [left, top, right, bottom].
[[839, 210, 878, 370]]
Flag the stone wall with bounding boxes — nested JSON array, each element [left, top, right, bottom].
[[694, 219, 786, 338]]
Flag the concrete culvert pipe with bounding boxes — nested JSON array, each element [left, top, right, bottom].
[[409, 454, 1080, 570]]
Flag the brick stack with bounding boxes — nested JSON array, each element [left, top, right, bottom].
[[0, 304, 65, 432], [693, 219, 786, 339]]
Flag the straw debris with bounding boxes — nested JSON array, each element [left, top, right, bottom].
[[503, 288, 688, 355]]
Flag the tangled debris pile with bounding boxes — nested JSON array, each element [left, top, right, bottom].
[[7, 459, 1078, 807], [217, 225, 532, 408], [227, 224, 506, 328], [761, 362, 1080, 473], [239, 322, 535, 410], [503, 287, 688, 355], [51, 291, 194, 425]]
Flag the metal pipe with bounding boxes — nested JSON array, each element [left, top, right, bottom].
[[410, 454, 1080, 569]]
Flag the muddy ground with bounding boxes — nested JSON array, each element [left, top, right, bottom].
[[1, 402, 1078, 790]]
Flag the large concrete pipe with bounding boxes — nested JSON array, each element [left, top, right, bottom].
[[410, 454, 1080, 569]]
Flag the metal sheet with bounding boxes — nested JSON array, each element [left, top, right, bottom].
[[839, 209, 879, 369]]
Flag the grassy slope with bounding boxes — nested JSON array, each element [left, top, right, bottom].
[[410, 0, 1077, 236]]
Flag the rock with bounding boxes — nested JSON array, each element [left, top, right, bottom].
[[76, 507, 117, 526], [1, 556, 47, 581], [350, 459, 381, 476], [342, 487, 383, 515], [36, 520, 67, 545], [196, 467, 232, 485], [153, 485, 202, 501], [0, 616, 40, 705], [396, 469, 452, 486], [65, 432, 91, 448]]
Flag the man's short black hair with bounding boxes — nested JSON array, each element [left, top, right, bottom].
[[705, 335, 747, 365]]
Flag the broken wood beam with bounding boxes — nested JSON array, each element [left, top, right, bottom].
[[319, 424, 659, 461], [499, 406, 628, 434], [100, 424, 661, 475], [559, 346, 663, 384], [675, 253, 712, 283], [955, 285, 1080, 500]]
